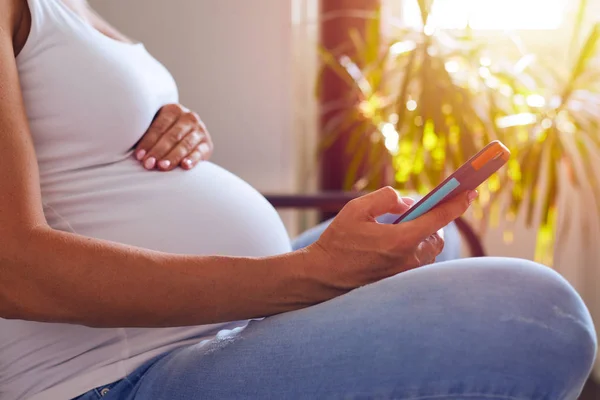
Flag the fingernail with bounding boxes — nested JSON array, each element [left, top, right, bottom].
[[198, 143, 210, 154], [183, 158, 192, 168], [144, 157, 156, 170], [158, 160, 171, 169], [136, 149, 146, 161], [468, 190, 479, 204]]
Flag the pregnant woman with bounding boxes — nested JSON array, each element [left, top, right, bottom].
[[1, 0, 597, 399]]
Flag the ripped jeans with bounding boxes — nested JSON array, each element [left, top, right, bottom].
[[74, 221, 597, 400]]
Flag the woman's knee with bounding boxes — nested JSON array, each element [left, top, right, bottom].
[[348, 257, 595, 397], [509, 258, 597, 375], [424, 257, 597, 392], [450, 257, 596, 343]]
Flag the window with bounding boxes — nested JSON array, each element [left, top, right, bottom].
[[401, 0, 567, 30]]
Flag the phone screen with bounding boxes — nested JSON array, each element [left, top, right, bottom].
[[393, 140, 510, 224]]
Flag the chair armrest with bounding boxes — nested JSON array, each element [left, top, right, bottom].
[[263, 192, 486, 258]]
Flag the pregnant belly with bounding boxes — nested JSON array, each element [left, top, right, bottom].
[[41, 159, 292, 257]]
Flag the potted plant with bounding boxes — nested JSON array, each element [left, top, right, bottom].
[[317, 0, 600, 265]]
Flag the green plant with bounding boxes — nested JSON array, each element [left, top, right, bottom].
[[317, 0, 600, 265]]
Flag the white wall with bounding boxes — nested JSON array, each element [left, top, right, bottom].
[[292, 0, 321, 231], [90, 0, 299, 230]]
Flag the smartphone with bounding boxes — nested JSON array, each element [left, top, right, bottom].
[[393, 140, 510, 224]]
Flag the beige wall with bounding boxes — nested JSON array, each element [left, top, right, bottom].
[[89, 0, 299, 230]]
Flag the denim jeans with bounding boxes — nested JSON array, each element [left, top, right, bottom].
[[74, 220, 597, 400]]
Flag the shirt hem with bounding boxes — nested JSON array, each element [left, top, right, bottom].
[[26, 339, 204, 400]]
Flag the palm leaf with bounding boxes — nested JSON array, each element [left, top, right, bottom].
[[365, 138, 388, 190], [555, 186, 574, 253], [316, 46, 359, 95], [562, 23, 600, 103], [569, 0, 589, 62], [513, 140, 543, 225], [344, 135, 369, 190], [348, 28, 367, 67], [534, 140, 559, 265], [364, 9, 381, 66], [575, 136, 600, 220], [416, 0, 430, 26], [393, 45, 420, 133], [318, 108, 362, 153], [525, 138, 549, 227], [345, 121, 369, 155]]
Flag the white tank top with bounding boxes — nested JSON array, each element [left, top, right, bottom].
[[4, 0, 292, 399]]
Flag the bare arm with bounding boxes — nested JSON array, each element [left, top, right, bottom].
[[0, 1, 329, 328]]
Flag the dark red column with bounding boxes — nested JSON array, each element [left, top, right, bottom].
[[318, 0, 381, 194]]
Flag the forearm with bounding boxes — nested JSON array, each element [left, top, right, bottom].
[[1, 226, 334, 328]]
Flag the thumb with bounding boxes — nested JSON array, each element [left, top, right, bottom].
[[402, 190, 477, 243], [389, 196, 417, 215], [349, 187, 411, 220]]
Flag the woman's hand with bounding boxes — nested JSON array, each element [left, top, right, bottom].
[[134, 104, 213, 171], [306, 187, 477, 292]]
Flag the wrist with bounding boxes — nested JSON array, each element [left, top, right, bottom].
[[292, 244, 349, 303]]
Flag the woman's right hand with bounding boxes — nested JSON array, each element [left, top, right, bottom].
[[306, 187, 477, 291]]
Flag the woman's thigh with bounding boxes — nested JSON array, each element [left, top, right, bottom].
[[117, 258, 596, 400]]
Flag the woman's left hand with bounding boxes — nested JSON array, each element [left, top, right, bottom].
[[134, 104, 213, 171]]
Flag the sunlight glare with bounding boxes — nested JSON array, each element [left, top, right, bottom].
[[541, 118, 553, 129], [402, 0, 566, 30], [381, 123, 400, 154], [526, 94, 546, 108], [496, 113, 537, 128], [480, 57, 492, 67], [444, 60, 459, 73], [389, 40, 417, 56]]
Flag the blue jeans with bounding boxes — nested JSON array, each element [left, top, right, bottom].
[[75, 221, 597, 400]]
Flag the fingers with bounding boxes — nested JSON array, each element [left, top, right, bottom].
[[386, 196, 417, 216], [144, 126, 193, 170], [414, 232, 445, 266], [402, 197, 417, 207], [157, 129, 209, 171], [135, 104, 213, 171], [403, 190, 478, 244], [346, 186, 410, 220], [144, 114, 199, 169], [388, 196, 416, 215], [180, 146, 205, 170], [135, 104, 183, 160]]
